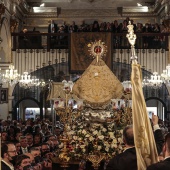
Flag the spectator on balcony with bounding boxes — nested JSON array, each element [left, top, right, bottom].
[[105, 22, 112, 32], [48, 20, 58, 48], [143, 23, 152, 48], [160, 24, 168, 48], [62, 21, 69, 33], [58, 25, 66, 46], [120, 20, 128, 48], [68, 21, 78, 33], [135, 23, 143, 48], [78, 20, 87, 32], [112, 20, 120, 33], [18, 28, 31, 49], [92, 20, 100, 32], [131, 20, 136, 31], [48, 20, 58, 34], [152, 23, 161, 48], [99, 22, 106, 32]]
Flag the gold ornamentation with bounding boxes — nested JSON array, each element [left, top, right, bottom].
[[73, 58, 124, 107], [126, 21, 137, 62], [88, 40, 107, 62], [87, 152, 106, 170]]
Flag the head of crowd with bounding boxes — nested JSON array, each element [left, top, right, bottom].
[[0, 118, 62, 170]]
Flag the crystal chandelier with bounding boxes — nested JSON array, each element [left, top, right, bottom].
[[19, 72, 34, 88], [2, 64, 20, 86], [143, 72, 163, 88], [161, 64, 170, 84]]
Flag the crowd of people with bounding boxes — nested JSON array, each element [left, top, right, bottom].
[[48, 17, 169, 34], [47, 17, 169, 49], [0, 113, 170, 170], [18, 17, 169, 49], [1, 118, 62, 170]]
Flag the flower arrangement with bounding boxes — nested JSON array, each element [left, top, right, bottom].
[[58, 120, 125, 160]]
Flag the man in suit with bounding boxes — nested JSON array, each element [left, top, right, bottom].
[[19, 136, 29, 154], [48, 20, 58, 48], [147, 133, 170, 170], [48, 19, 58, 33], [106, 114, 164, 170], [1, 142, 17, 170]]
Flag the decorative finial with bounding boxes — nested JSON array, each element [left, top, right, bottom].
[[87, 40, 107, 62], [126, 21, 137, 62]]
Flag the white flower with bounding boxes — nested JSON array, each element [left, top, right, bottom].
[[89, 136, 94, 141], [113, 138, 117, 143], [82, 129, 87, 135], [105, 147, 109, 152], [98, 135, 104, 140], [102, 128, 107, 132], [82, 148, 86, 153], [111, 143, 117, 148], [78, 137, 82, 141], [118, 137, 123, 143], [73, 136, 78, 140], [93, 130, 98, 135], [85, 134, 90, 138], [108, 132, 114, 137]]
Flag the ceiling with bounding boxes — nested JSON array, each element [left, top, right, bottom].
[[25, 0, 156, 10]]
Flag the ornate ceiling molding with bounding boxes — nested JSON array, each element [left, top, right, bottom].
[[25, 9, 157, 18]]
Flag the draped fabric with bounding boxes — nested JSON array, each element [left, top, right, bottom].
[[73, 58, 123, 107], [131, 62, 158, 170], [70, 32, 111, 72]]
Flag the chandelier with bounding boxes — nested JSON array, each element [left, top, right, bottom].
[[161, 64, 170, 84], [2, 63, 20, 86], [19, 72, 35, 88], [143, 72, 163, 88]]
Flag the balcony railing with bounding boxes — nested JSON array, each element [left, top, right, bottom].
[[11, 32, 169, 51]]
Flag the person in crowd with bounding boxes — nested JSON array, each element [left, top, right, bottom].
[[26, 133, 34, 148], [15, 132, 23, 142], [18, 28, 31, 49], [33, 134, 43, 147], [55, 126, 62, 137], [48, 19, 58, 48], [78, 20, 87, 32], [69, 21, 78, 32], [143, 23, 152, 48], [106, 114, 164, 170], [112, 20, 120, 33], [19, 136, 29, 154], [14, 141, 21, 155], [48, 19, 58, 33], [61, 21, 68, 33], [41, 143, 50, 154], [7, 125, 16, 142], [105, 22, 112, 32], [1, 131, 8, 144], [1, 142, 17, 170], [92, 20, 100, 32], [48, 135, 59, 151], [147, 133, 170, 170], [99, 22, 106, 32], [15, 154, 31, 170], [29, 147, 41, 158]]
